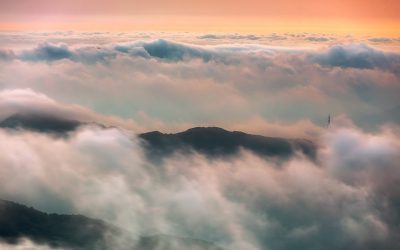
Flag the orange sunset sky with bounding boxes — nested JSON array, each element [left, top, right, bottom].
[[0, 0, 399, 35]]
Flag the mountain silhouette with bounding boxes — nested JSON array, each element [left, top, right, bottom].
[[139, 127, 316, 160], [0, 199, 118, 249], [0, 113, 81, 134], [0, 114, 316, 159]]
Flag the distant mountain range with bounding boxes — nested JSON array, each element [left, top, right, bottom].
[[0, 113, 316, 160], [0, 200, 223, 250]]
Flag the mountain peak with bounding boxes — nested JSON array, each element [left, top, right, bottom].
[[139, 127, 316, 160], [183, 127, 228, 133]]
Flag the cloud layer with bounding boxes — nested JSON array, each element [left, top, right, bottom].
[[0, 33, 399, 249], [0, 116, 399, 250], [0, 38, 399, 134], [311, 43, 400, 71]]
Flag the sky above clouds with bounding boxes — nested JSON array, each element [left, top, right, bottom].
[[0, 0, 399, 35]]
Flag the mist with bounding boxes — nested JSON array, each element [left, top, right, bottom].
[[0, 31, 399, 250], [0, 117, 398, 249]]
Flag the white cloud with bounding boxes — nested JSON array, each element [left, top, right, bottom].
[[0, 120, 399, 249]]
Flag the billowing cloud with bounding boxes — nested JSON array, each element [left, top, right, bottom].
[[0, 88, 149, 133], [198, 34, 260, 40], [142, 39, 213, 61], [265, 34, 287, 41], [0, 117, 399, 250], [0, 31, 399, 250], [0, 37, 399, 250], [19, 43, 74, 62], [310, 43, 400, 70], [0, 49, 15, 61], [4, 40, 400, 75], [305, 36, 331, 42], [0, 39, 399, 133], [368, 37, 393, 43], [6, 40, 216, 63]]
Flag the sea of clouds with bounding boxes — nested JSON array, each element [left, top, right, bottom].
[[0, 90, 399, 250], [0, 32, 399, 249], [0, 34, 399, 135]]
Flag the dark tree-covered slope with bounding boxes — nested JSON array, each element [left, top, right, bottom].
[[0, 200, 223, 250], [0, 199, 118, 249], [0, 113, 81, 134], [139, 127, 316, 159]]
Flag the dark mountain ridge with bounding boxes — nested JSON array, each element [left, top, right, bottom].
[[139, 127, 316, 160], [0, 200, 223, 250], [0, 199, 117, 249], [0, 113, 317, 159], [0, 113, 81, 134]]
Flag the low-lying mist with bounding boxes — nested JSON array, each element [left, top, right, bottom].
[[0, 119, 399, 250]]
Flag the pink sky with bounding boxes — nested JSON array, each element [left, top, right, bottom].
[[0, 0, 399, 35]]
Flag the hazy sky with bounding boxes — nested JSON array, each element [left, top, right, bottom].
[[1, 0, 399, 35]]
